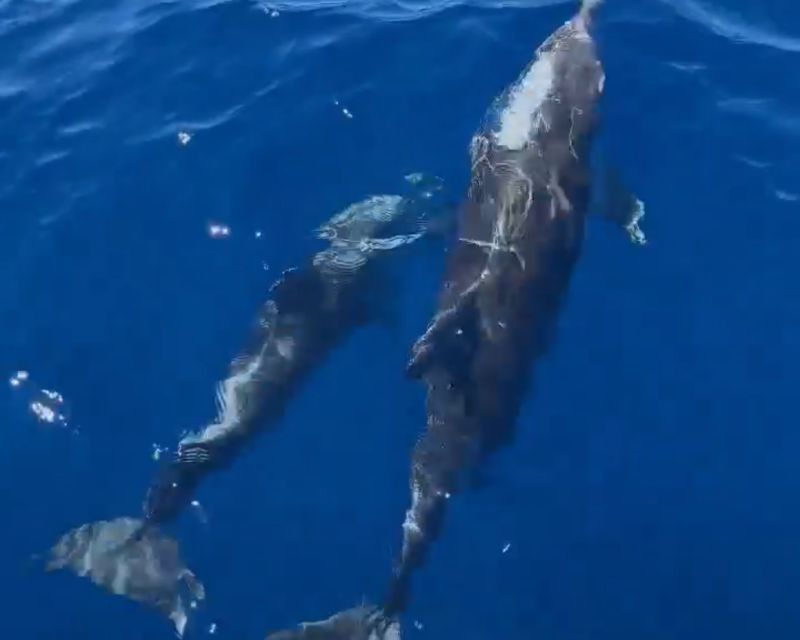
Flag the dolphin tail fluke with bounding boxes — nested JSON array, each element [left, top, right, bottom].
[[266, 605, 400, 640], [46, 517, 203, 637]]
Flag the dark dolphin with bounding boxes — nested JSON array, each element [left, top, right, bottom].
[[45, 182, 447, 636], [266, 1, 642, 637]]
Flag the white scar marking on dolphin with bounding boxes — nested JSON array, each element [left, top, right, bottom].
[[402, 482, 423, 538], [568, 107, 583, 159], [547, 169, 572, 220], [463, 137, 534, 272], [494, 51, 555, 150]]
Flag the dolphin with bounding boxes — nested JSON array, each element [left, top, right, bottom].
[[266, 1, 643, 637], [144, 182, 446, 524], [45, 180, 447, 636]]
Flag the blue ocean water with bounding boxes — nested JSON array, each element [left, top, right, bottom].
[[1, 0, 799, 638]]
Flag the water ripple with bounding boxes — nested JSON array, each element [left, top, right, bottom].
[[717, 96, 800, 135], [128, 102, 247, 145], [658, 0, 800, 53], [774, 190, 798, 203], [256, 0, 570, 21]]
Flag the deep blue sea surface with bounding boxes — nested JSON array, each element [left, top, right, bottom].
[[2, 0, 799, 638]]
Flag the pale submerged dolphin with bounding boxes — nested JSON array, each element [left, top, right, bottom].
[[46, 179, 448, 637]]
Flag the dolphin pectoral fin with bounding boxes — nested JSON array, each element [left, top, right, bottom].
[[47, 517, 201, 637], [406, 345, 430, 379], [598, 168, 647, 246], [407, 288, 479, 379], [266, 605, 399, 640]]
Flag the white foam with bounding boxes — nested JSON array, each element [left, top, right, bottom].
[[208, 223, 230, 238], [30, 401, 57, 424], [624, 198, 648, 246], [494, 52, 555, 150], [41, 389, 64, 403], [9, 370, 29, 388]]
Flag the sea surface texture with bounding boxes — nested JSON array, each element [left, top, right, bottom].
[[1, 0, 799, 638]]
